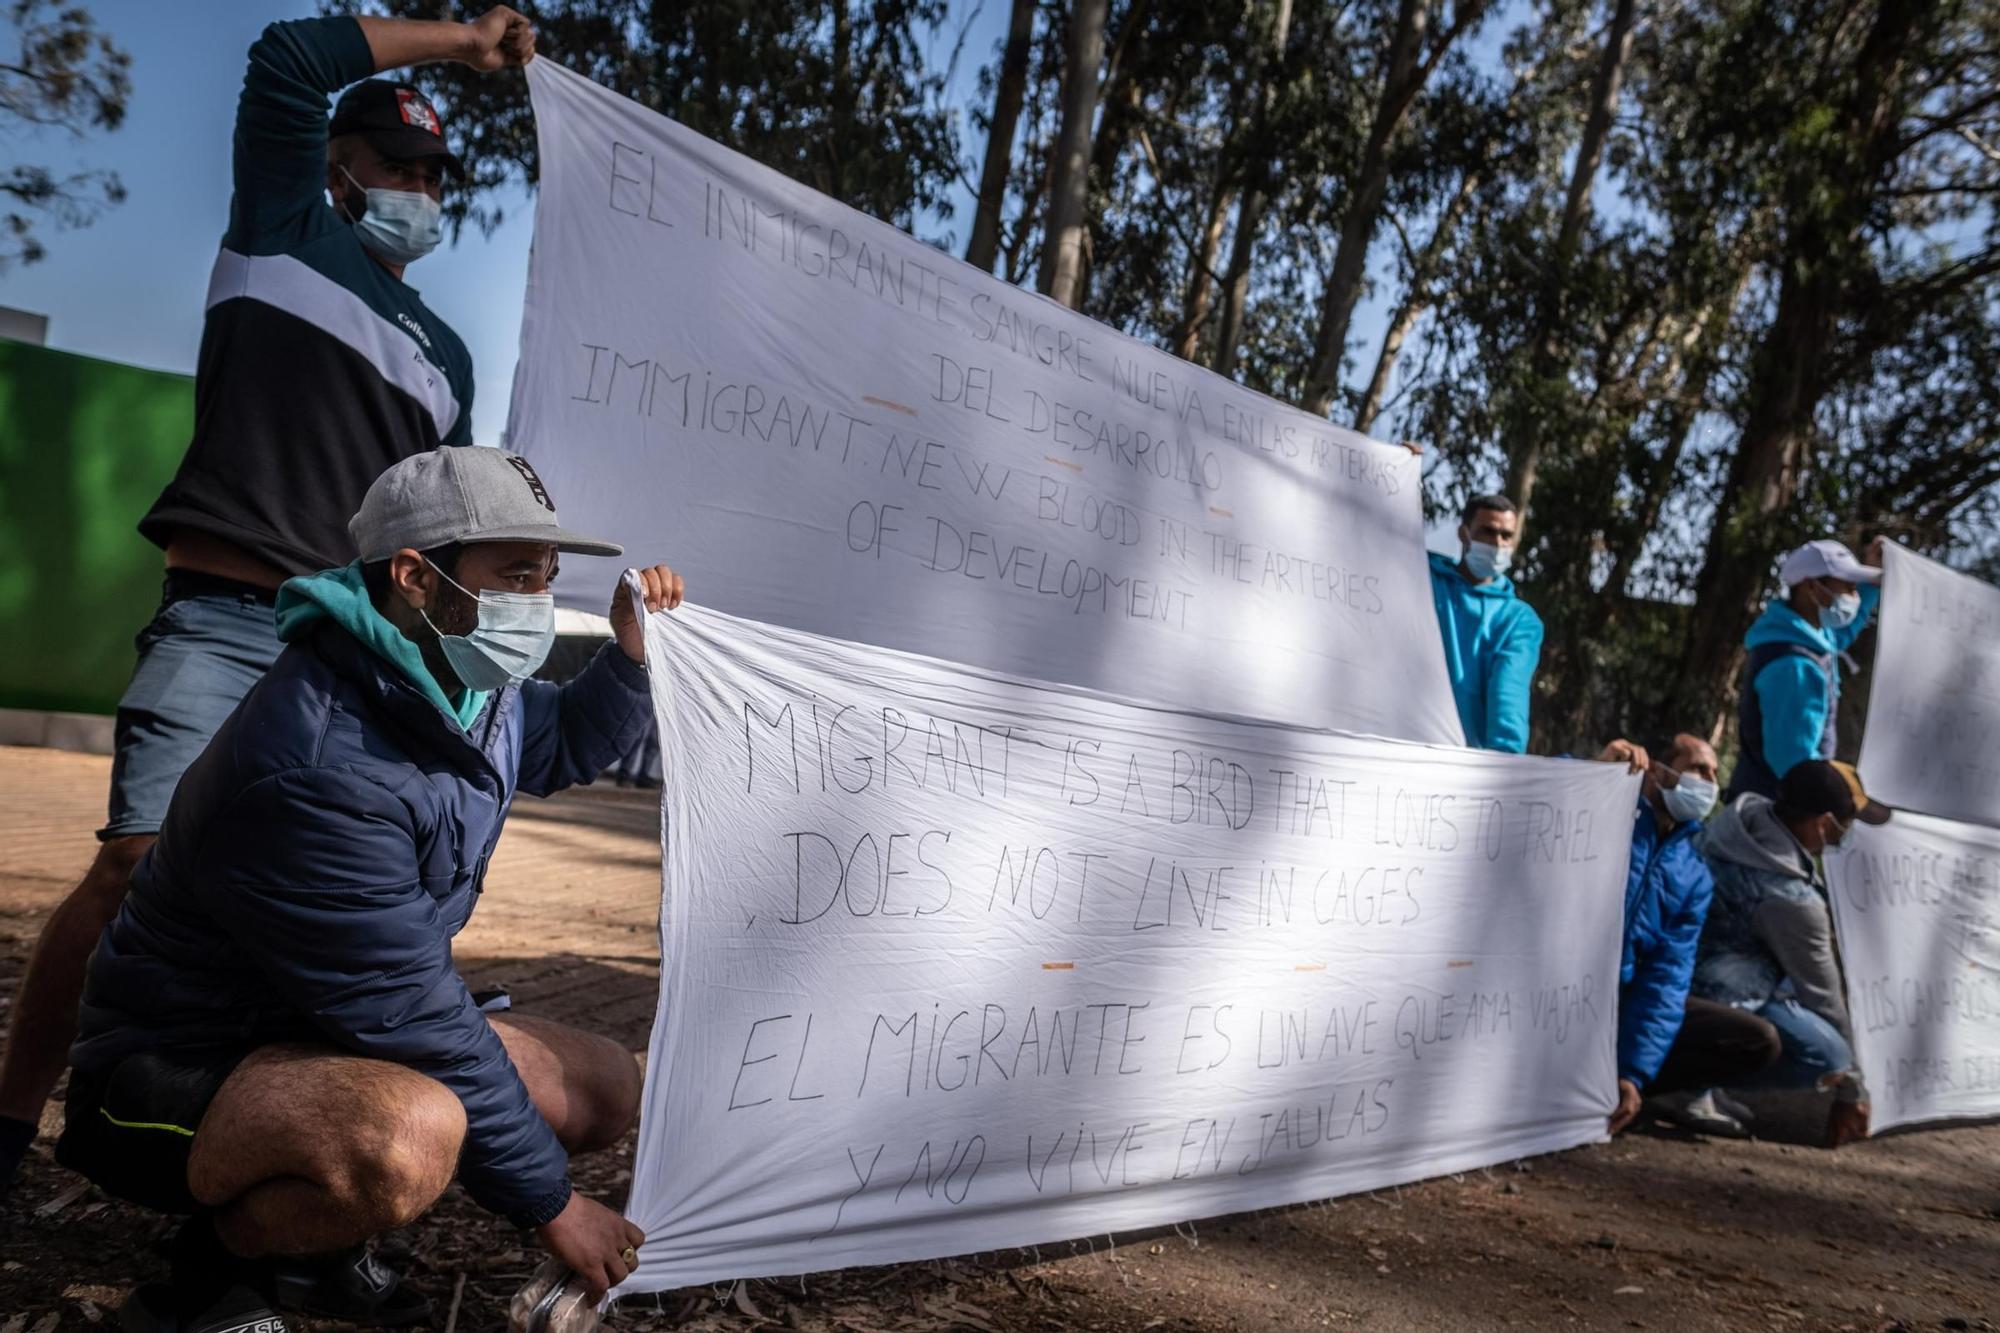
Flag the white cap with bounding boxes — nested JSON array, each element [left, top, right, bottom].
[[1780, 539, 1880, 587]]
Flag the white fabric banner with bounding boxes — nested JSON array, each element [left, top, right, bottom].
[[621, 606, 1635, 1291], [1826, 813, 2000, 1132], [514, 61, 1463, 745], [1858, 543, 2000, 828]]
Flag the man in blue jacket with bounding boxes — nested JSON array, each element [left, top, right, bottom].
[[1428, 495, 1543, 752], [57, 449, 681, 1333], [1600, 735, 1780, 1136], [1724, 537, 1883, 801], [2, 6, 536, 1193]]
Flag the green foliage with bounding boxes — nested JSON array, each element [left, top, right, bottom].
[[0, 0, 131, 267], [1401, 0, 1999, 752]]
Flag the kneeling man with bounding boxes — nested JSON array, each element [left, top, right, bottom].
[[1601, 735, 1780, 1137], [1693, 759, 1887, 1147], [59, 448, 680, 1331]]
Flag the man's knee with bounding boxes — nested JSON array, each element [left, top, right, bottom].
[[569, 1033, 642, 1154], [600, 1043, 643, 1146], [343, 1078, 466, 1227], [493, 1017, 642, 1154], [1746, 1015, 1784, 1071], [1713, 1010, 1784, 1084]]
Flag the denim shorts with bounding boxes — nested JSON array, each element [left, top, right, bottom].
[[100, 572, 283, 840]]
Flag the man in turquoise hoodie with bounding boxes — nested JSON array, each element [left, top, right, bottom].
[[1428, 495, 1544, 752], [1724, 538, 1883, 801]]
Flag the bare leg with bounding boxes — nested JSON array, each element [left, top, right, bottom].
[[491, 1013, 642, 1154], [187, 1046, 466, 1258], [184, 1015, 633, 1257], [0, 835, 152, 1125]]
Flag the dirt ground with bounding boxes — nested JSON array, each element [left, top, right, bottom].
[[2, 746, 1995, 1333]]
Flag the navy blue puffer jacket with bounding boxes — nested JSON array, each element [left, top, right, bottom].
[[72, 619, 651, 1227]]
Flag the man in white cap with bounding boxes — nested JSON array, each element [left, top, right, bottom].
[[1724, 537, 1884, 801], [57, 449, 674, 1333]]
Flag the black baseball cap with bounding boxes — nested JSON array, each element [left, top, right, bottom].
[[1831, 761, 1893, 825], [330, 80, 464, 177], [1773, 760, 1858, 826]]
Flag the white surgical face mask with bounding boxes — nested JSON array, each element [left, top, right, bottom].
[[1821, 589, 1862, 629], [341, 166, 443, 266], [420, 562, 556, 691], [1660, 773, 1717, 824], [1465, 540, 1512, 581]]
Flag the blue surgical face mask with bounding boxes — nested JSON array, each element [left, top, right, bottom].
[[1464, 540, 1512, 581], [1821, 590, 1862, 629], [1660, 772, 1717, 824], [420, 562, 555, 691], [341, 166, 443, 266]]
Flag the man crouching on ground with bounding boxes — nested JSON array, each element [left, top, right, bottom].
[[57, 447, 680, 1332]]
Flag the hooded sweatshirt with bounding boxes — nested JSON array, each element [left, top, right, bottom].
[[1427, 551, 1544, 752], [1692, 793, 1862, 1100], [1733, 584, 1880, 795], [276, 561, 488, 729]]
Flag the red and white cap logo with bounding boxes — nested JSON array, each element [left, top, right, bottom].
[[396, 88, 442, 137]]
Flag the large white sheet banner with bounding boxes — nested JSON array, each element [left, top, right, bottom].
[[1859, 543, 2000, 827], [622, 605, 1635, 1291], [514, 61, 1463, 745], [1827, 813, 2000, 1132]]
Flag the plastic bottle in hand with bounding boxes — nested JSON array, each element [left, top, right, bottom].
[[508, 1258, 601, 1333]]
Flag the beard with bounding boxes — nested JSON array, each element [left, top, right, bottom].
[[415, 572, 480, 696]]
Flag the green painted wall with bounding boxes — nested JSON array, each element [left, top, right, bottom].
[[0, 342, 192, 715]]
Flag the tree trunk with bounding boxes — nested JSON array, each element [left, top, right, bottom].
[[1211, 0, 1293, 379], [965, 0, 1037, 273], [1555, 0, 1637, 269], [1597, 267, 1750, 618], [1679, 0, 1929, 738], [1040, 0, 1111, 307], [1211, 191, 1265, 379], [1073, 66, 1140, 312], [1354, 168, 1479, 434], [824, 0, 855, 202], [1501, 0, 1639, 520], [1174, 181, 1235, 360], [1299, 0, 1439, 417], [1003, 164, 1047, 285]]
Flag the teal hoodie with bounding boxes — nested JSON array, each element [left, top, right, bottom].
[[1740, 584, 1879, 781], [274, 561, 489, 729], [1428, 551, 1544, 752]]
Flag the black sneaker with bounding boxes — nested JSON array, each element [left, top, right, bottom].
[[118, 1280, 291, 1333], [273, 1245, 433, 1326], [122, 1222, 289, 1333]]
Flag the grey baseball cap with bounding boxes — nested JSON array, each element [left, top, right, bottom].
[[349, 447, 623, 562]]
